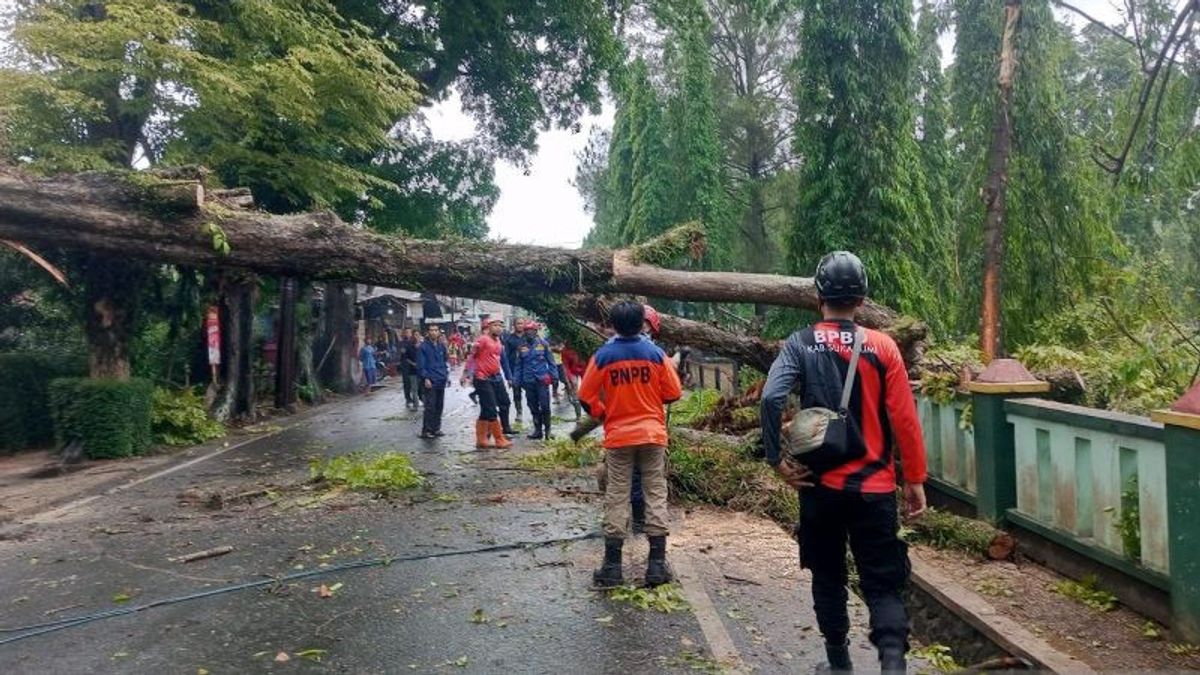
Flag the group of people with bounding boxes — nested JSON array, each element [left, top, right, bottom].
[[576, 253, 927, 675], [369, 251, 928, 674]]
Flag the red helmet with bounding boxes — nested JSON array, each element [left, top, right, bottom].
[[642, 304, 661, 336], [523, 321, 542, 332]]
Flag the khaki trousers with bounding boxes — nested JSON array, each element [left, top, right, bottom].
[[603, 445, 669, 538]]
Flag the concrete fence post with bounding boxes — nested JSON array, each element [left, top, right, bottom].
[[1153, 383, 1200, 642], [967, 359, 1049, 525]]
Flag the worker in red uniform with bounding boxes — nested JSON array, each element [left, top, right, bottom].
[[471, 316, 514, 450], [578, 301, 682, 588], [759, 251, 927, 675]]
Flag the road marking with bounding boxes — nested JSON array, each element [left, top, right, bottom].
[[672, 541, 748, 673]]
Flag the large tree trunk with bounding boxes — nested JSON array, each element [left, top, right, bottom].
[[0, 168, 927, 369], [81, 256, 142, 380], [274, 276, 298, 411], [211, 273, 256, 422], [296, 281, 324, 404], [980, 0, 1021, 363], [319, 281, 357, 394], [0, 169, 906, 324]]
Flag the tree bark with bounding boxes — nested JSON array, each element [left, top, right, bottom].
[[274, 276, 298, 411], [0, 168, 907, 325], [296, 281, 324, 404], [81, 256, 142, 380], [319, 281, 357, 395], [211, 273, 256, 422], [980, 0, 1021, 363]]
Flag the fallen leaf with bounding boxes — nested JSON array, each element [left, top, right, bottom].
[[296, 648, 328, 662], [470, 608, 489, 624], [453, 656, 469, 667], [198, 669, 210, 675], [328, 582, 344, 593], [112, 593, 131, 604], [275, 651, 290, 663], [317, 584, 333, 598], [595, 615, 613, 624]]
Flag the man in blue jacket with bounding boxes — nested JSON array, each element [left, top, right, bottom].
[[503, 325, 524, 421], [515, 321, 558, 440], [417, 324, 450, 439]]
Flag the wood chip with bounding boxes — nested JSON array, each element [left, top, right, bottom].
[[169, 545, 234, 563]]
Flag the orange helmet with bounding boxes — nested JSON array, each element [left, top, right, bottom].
[[642, 304, 661, 337]]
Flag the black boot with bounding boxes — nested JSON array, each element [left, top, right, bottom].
[[526, 416, 544, 441], [879, 648, 905, 674], [631, 500, 646, 534], [542, 413, 554, 440], [500, 406, 516, 436], [815, 641, 853, 673], [645, 535, 672, 586], [592, 537, 624, 588]]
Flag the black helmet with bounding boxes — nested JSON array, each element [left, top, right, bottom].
[[815, 251, 868, 301]]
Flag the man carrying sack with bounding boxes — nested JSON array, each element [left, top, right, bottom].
[[759, 251, 927, 675]]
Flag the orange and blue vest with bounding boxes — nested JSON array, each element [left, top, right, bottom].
[[578, 335, 683, 449]]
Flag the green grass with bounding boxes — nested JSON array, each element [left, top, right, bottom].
[[515, 437, 603, 471], [309, 450, 424, 493]]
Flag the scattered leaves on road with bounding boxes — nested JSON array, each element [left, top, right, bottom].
[[297, 648, 328, 662], [608, 584, 690, 613]]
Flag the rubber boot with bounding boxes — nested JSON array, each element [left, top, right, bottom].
[[815, 641, 853, 673], [500, 406, 516, 437], [475, 420, 494, 449], [490, 420, 513, 449], [631, 500, 646, 534], [879, 648, 905, 675], [592, 537, 624, 588], [526, 410, 544, 440], [645, 535, 672, 586], [542, 413, 554, 440]]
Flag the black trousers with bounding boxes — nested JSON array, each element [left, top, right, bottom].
[[422, 384, 445, 433], [401, 369, 416, 404], [798, 486, 910, 653]]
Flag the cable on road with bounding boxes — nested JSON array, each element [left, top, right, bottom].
[[0, 530, 600, 646]]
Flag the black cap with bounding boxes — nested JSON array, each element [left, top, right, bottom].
[[815, 251, 868, 301]]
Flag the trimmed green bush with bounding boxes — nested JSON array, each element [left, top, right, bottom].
[[49, 377, 154, 459], [151, 387, 224, 446], [0, 352, 87, 452]]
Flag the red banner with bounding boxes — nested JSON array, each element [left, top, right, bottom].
[[206, 306, 221, 366]]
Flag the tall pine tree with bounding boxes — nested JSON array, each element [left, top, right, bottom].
[[789, 0, 937, 318]]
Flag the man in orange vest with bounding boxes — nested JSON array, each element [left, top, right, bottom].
[[578, 301, 682, 587]]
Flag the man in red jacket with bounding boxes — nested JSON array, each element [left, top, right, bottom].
[[578, 301, 682, 588], [760, 251, 927, 675]]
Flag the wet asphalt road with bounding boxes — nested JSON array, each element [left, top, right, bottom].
[[0, 377, 903, 674]]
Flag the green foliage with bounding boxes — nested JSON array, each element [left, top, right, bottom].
[[789, 0, 941, 321], [309, 451, 424, 493], [670, 389, 723, 427], [608, 583, 690, 613], [1114, 475, 1142, 563], [0, 352, 87, 452], [902, 507, 997, 555], [907, 643, 962, 672], [150, 387, 224, 446], [1051, 574, 1118, 612], [516, 437, 603, 471], [48, 377, 154, 459], [667, 434, 798, 524]]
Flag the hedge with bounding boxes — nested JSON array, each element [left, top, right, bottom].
[[0, 352, 87, 452], [49, 377, 154, 459]]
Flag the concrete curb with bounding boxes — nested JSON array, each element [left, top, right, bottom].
[[910, 551, 1096, 673]]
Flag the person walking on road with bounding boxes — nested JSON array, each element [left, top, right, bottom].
[[399, 328, 421, 409], [358, 339, 378, 396], [503, 323, 524, 421], [471, 317, 514, 449], [579, 301, 682, 588], [515, 321, 557, 440], [759, 251, 927, 675], [417, 324, 450, 439]]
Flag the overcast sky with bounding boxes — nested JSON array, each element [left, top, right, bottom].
[[423, 92, 613, 249]]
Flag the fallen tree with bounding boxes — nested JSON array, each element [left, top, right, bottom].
[[0, 167, 927, 371]]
